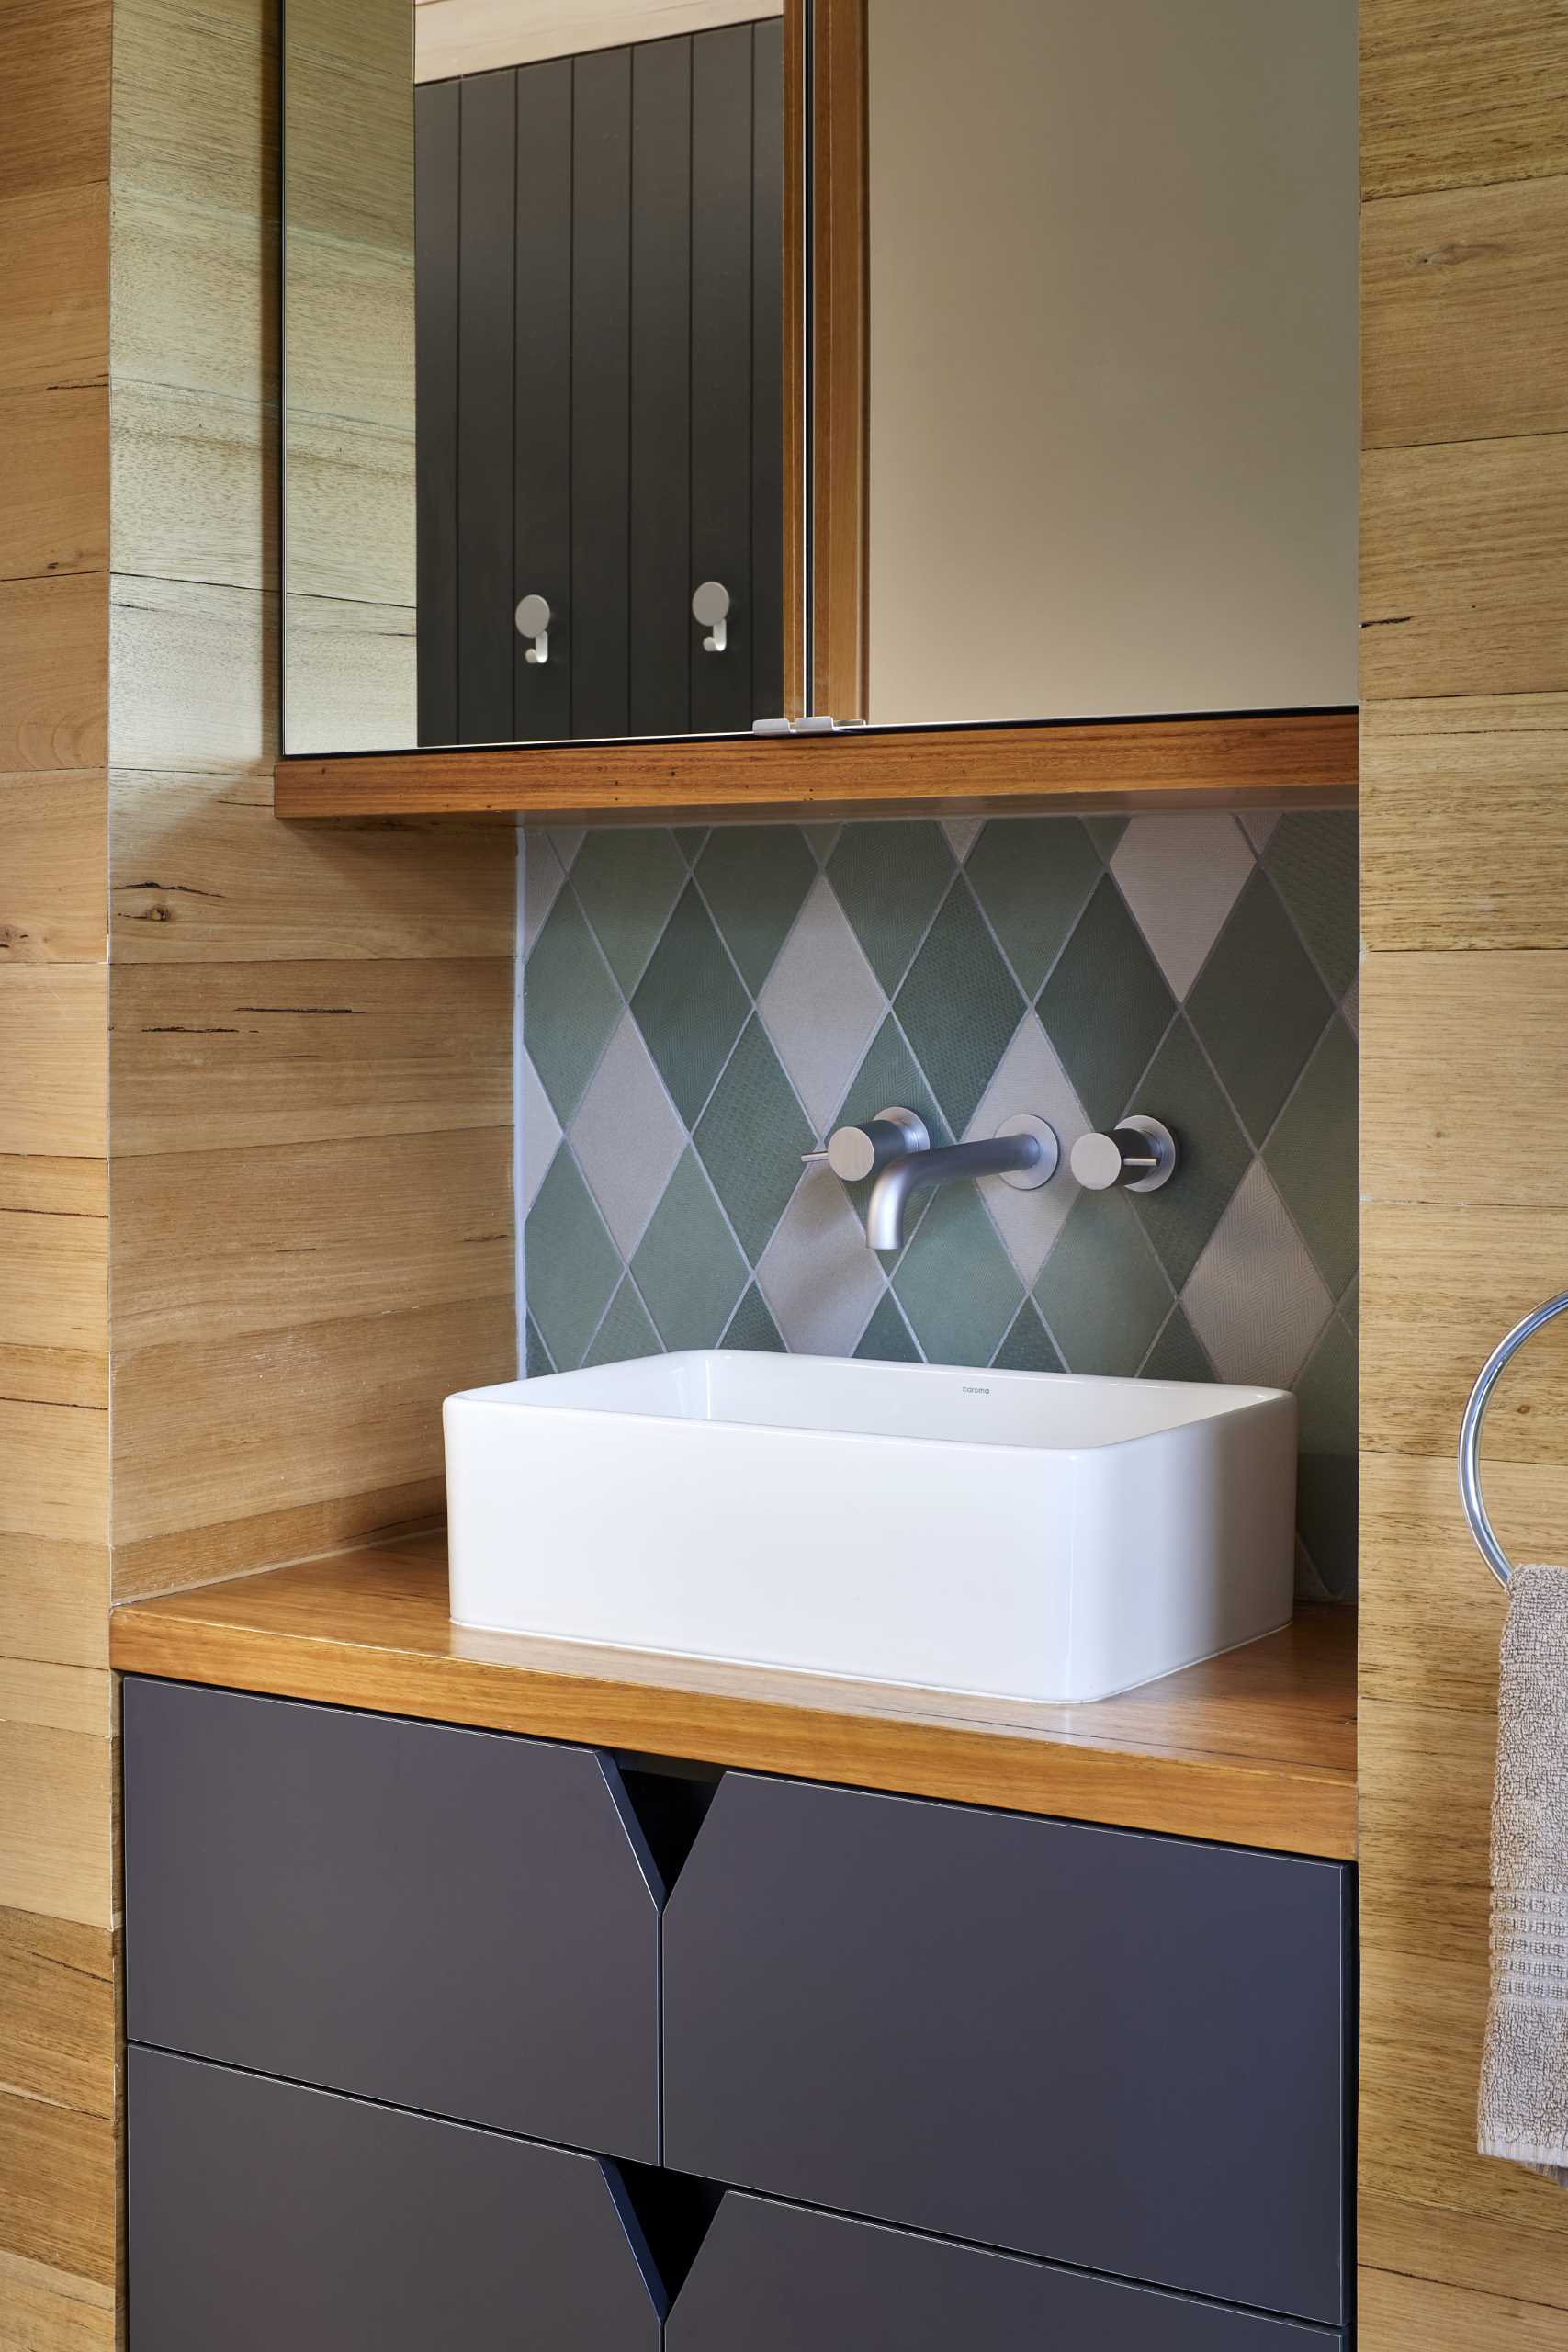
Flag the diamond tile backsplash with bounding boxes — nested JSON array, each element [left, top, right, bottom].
[[523, 809, 1359, 1600]]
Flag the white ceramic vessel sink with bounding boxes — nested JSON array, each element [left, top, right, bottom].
[[445, 1352, 1296, 1704]]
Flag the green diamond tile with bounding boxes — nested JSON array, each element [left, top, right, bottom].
[[525, 1148, 622, 1372], [1128, 1017, 1251, 1288], [993, 1300, 1065, 1374], [696, 826, 818, 992], [1085, 816, 1127, 861], [1142, 1304, 1214, 1384], [631, 882, 751, 1125], [583, 1277, 661, 1368], [833, 1013, 953, 1148], [525, 1313, 554, 1378], [694, 1017, 814, 1261], [893, 1182, 1024, 1368], [672, 827, 710, 866], [1185, 869, 1333, 1145], [630, 1148, 748, 1352], [802, 824, 841, 865], [1265, 811, 1359, 1001], [894, 881, 1025, 1137], [722, 1284, 786, 1353], [854, 1290, 921, 1363], [570, 829, 689, 994], [525, 887, 623, 1125], [1293, 1313, 1358, 1600], [1036, 875, 1176, 1134], [1264, 1014, 1359, 1298], [964, 818, 1102, 996], [826, 822, 954, 993], [1033, 1190, 1171, 1376]]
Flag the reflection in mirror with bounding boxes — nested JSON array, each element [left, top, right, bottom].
[[860, 0, 1358, 726], [283, 0, 793, 753]]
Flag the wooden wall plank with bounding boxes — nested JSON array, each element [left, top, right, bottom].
[[284, 415, 415, 606], [0, 1406, 107, 1551], [0, 2247, 114, 2350], [0, 1209, 108, 1409], [281, 593, 417, 754], [0, 773, 107, 964], [0, 970, 107, 1159], [0, 0, 111, 203], [1362, 2192, 1568, 2312], [111, 1479, 445, 1604], [0, 1540, 108, 1675], [111, 958, 511, 1153], [110, 189, 276, 403], [1362, 0, 1568, 199], [0, 1159, 107, 1219], [0, 1719, 112, 1931], [111, 0, 276, 220], [0, 579, 108, 775], [284, 231, 413, 431], [108, 577, 273, 771], [0, 2093, 115, 2288], [0, 184, 108, 396], [0, 392, 108, 585], [1360, 2264, 1568, 2348], [1361, 434, 1568, 702], [110, 383, 270, 592]]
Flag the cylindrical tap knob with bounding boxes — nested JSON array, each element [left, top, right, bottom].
[[803, 1106, 931, 1182], [1070, 1115, 1177, 1193]]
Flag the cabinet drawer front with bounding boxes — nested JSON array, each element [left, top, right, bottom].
[[123, 1677, 661, 2160], [663, 1773, 1348, 2323], [670, 2193, 1338, 2352], [127, 2046, 663, 2352]]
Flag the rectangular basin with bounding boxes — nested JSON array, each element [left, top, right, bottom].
[[445, 1352, 1297, 1704]]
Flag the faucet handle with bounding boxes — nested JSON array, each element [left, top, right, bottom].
[[803, 1106, 931, 1182], [1070, 1115, 1178, 1193]]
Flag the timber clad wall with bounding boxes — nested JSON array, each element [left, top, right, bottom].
[[1359, 2, 1568, 2342]]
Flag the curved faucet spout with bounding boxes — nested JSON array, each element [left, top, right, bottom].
[[866, 1133, 1043, 1250]]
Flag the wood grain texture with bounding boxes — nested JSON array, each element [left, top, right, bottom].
[[283, 231, 413, 431], [0, 0, 110, 203], [0, 1539, 107, 1674], [110, 382, 271, 592], [1362, 0, 1568, 200], [1364, 175, 1568, 450], [0, 1720, 112, 1931], [0, 1910, 114, 2117], [1362, 949, 1568, 1203], [0, 1208, 107, 1409], [108, 577, 274, 771], [109, 1540, 1359, 1859], [0, 772, 107, 964], [0, 184, 107, 397], [111, 0, 276, 221], [0, 1159, 107, 1219], [110, 958, 511, 1153], [0, 1407, 107, 1553], [0, 969, 107, 1159], [281, 593, 416, 755], [0, 2248, 114, 2350], [110, 1480, 444, 1605], [0, 391, 108, 584], [1363, 2191, 1568, 2312], [113, 769, 514, 961], [282, 414, 415, 605], [1359, 2264, 1568, 2349], [110, 189, 276, 404], [1360, 697, 1568, 949], [0, 578, 107, 775], [1362, 434, 1568, 702], [0, 2093, 115, 2287], [275, 707, 1360, 824]]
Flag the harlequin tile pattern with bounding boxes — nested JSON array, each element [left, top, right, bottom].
[[523, 809, 1360, 1597]]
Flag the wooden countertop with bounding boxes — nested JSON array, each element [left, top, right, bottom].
[[110, 1536, 1358, 1860]]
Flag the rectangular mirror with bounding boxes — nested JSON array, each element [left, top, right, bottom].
[[282, 0, 1356, 756]]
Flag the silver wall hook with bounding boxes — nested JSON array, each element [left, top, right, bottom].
[[693, 579, 730, 653], [515, 593, 552, 665]]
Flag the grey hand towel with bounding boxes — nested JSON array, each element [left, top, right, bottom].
[[1479, 1560, 1568, 2187]]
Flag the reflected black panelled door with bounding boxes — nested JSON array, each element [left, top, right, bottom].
[[415, 23, 784, 745]]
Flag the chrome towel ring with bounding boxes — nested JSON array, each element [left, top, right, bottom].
[[1459, 1291, 1568, 1589]]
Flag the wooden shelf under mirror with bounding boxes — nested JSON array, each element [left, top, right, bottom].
[[274, 706, 1359, 825]]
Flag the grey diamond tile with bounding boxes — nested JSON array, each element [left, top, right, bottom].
[[758, 876, 886, 1134], [695, 1016, 815, 1261], [834, 1012, 953, 1148], [631, 881, 750, 1126], [1127, 1016, 1251, 1289], [571, 829, 688, 993], [963, 1013, 1089, 1288], [547, 828, 584, 870], [570, 1011, 685, 1258], [1037, 875, 1177, 1135], [895, 880, 1025, 1136], [520, 1048, 562, 1215], [1032, 1190, 1171, 1376], [525, 1312, 554, 1378], [672, 827, 710, 866], [1085, 816, 1127, 860], [827, 821, 955, 993], [583, 1277, 661, 1368], [942, 819, 982, 865], [993, 1299, 1065, 1374], [1185, 869, 1332, 1145], [525, 885, 622, 1125], [525, 1148, 622, 1373], [1265, 811, 1359, 1001], [1142, 1304, 1215, 1384], [755, 1162, 886, 1353], [1111, 813, 1255, 999], [1293, 1313, 1358, 1600], [893, 1182, 1025, 1369], [1238, 811, 1280, 854], [722, 1284, 786, 1353], [1182, 1162, 1333, 1387], [523, 832, 568, 953], [697, 827, 818, 992], [802, 824, 840, 865], [1264, 1014, 1359, 1298], [854, 1290, 922, 1363], [630, 1148, 748, 1352], [964, 818, 1102, 996]]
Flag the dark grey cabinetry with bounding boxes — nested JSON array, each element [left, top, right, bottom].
[[128, 2045, 663, 2352], [123, 1679, 662, 2161], [669, 2192, 1337, 2352], [663, 1770, 1349, 2325]]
